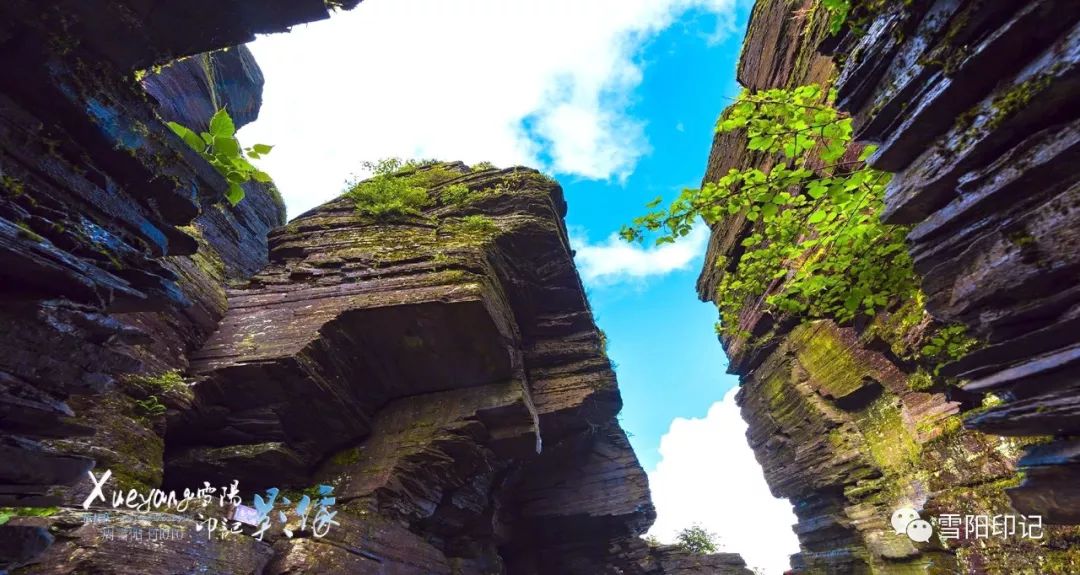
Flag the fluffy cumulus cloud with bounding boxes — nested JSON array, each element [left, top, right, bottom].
[[648, 388, 801, 574], [571, 224, 710, 286], [238, 0, 739, 216]]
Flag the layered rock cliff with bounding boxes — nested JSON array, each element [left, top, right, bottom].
[[0, 2, 755, 574], [701, 1, 1080, 573], [0, 1, 301, 567]]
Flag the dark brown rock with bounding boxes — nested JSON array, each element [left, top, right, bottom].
[[821, 0, 1080, 529], [650, 545, 754, 575], [1006, 439, 1080, 524], [267, 511, 454, 575], [158, 164, 667, 572], [700, 2, 1080, 569], [0, 2, 340, 571], [0, 0, 360, 72], [0, 525, 53, 571], [143, 46, 265, 130], [9, 509, 274, 575]]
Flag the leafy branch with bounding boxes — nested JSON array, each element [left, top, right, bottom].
[[168, 108, 273, 206], [622, 84, 916, 332]]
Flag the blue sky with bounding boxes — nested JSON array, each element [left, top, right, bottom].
[[563, 8, 744, 471], [238, 1, 799, 571]]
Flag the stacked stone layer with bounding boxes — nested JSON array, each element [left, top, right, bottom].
[[698, 0, 1080, 572], [830, 0, 1080, 527]]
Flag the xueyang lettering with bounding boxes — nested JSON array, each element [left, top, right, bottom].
[[78, 470, 339, 541], [81, 469, 241, 513]]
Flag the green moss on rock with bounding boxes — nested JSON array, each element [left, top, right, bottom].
[[857, 396, 920, 473], [791, 323, 871, 401]]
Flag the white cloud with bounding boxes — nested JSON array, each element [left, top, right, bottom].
[[571, 224, 709, 286], [648, 387, 801, 574], [237, 0, 739, 216]]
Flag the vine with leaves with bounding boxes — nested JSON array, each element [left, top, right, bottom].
[[168, 108, 273, 206], [622, 85, 919, 334]]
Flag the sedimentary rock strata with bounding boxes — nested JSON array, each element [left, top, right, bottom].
[[828, 1, 1080, 528], [159, 160, 662, 572], [699, 0, 1080, 572]]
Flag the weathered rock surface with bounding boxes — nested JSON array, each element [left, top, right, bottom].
[[0, 0, 290, 525], [825, 0, 1080, 528], [650, 545, 754, 575], [0, 0, 358, 72], [698, 0, 1080, 572], [8, 509, 275, 574], [156, 162, 665, 573], [8, 157, 734, 573]]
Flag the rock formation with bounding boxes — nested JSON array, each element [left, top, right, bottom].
[[0, 1, 754, 573], [831, 0, 1080, 529], [699, 0, 1080, 573]]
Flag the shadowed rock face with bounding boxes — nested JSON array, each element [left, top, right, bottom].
[[143, 46, 265, 131], [698, 0, 1080, 573], [14, 509, 277, 575], [0, 0, 285, 520], [8, 156, 742, 573], [0, 0, 359, 72]]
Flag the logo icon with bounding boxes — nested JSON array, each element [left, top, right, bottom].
[[906, 519, 933, 542], [891, 507, 932, 542]]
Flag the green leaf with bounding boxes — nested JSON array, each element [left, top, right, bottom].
[[225, 182, 245, 206], [620, 84, 914, 329], [747, 135, 775, 151], [166, 111, 275, 207], [762, 203, 777, 221], [209, 108, 236, 137], [166, 121, 190, 138], [168, 122, 205, 152], [858, 144, 878, 162], [213, 136, 240, 157]]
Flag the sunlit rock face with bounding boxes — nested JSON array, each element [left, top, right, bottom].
[[699, 0, 1080, 573]]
